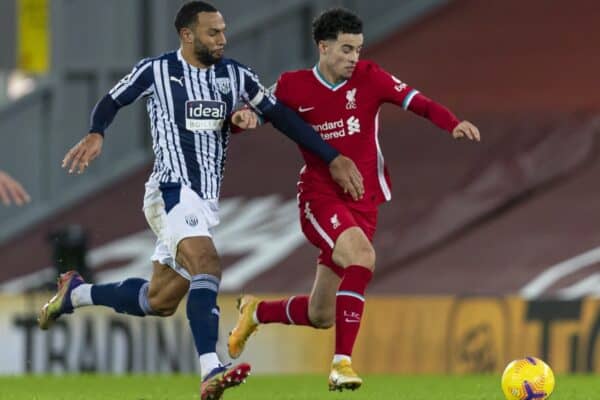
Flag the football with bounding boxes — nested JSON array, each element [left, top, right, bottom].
[[501, 357, 555, 400]]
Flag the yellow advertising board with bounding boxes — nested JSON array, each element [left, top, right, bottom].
[[0, 294, 599, 375], [17, 0, 50, 73]]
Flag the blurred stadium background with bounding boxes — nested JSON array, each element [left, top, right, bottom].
[[1, 0, 600, 381]]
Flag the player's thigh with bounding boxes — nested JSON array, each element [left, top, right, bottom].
[[332, 227, 375, 269], [147, 261, 189, 314], [299, 197, 354, 259], [144, 182, 221, 278], [308, 264, 341, 328], [176, 236, 221, 278]]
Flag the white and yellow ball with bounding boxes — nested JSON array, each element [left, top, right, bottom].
[[501, 357, 555, 400]]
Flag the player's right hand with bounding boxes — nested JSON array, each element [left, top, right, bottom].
[[231, 108, 259, 130], [0, 170, 30, 206], [62, 133, 104, 174], [329, 155, 364, 201]]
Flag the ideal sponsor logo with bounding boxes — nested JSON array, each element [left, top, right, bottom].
[[186, 100, 225, 119], [185, 100, 226, 131]]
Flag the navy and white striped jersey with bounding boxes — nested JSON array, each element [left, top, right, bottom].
[[108, 49, 276, 199]]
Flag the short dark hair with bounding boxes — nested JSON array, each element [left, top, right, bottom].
[[312, 8, 363, 44], [174, 1, 218, 33]]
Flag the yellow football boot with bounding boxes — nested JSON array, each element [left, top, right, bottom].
[[328, 359, 363, 391], [227, 295, 260, 359]]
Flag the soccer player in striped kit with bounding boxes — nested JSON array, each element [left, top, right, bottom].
[[37, 2, 363, 399], [228, 8, 481, 391]]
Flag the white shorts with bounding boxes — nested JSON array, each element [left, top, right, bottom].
[[143, 181, 220, 280]]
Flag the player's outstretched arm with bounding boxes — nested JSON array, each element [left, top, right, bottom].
[[452, 121, 480, 141], [0, 170, 30, 206], [62, 59, 154, 175], [261, 101, 364, 200], [62, 88, 124, 174], [231, 106, 363, 198], [62, 133, 104, 174], [406, 94, 481, 142]]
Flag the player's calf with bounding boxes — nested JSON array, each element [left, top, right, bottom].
[[308, 304, 335, 329], [38, 272, 160, 330]]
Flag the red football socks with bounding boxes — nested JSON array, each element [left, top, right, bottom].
[[335, 265, 373, 356], [256, 295, 312, 326]]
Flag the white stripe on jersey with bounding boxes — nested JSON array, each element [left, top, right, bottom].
[[152, 60, 182, 182], [147, 98, 172, 183], [186, 64, 207, 194], [227, 64, 239, 107], [181, 59, 202, 192], [199, 69, 214, 196], [162, 60, 190, 186], [209, 69, 223, 197], [374, 108, 392, 201]]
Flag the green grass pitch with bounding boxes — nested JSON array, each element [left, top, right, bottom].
[[0, 374, 595, 399]]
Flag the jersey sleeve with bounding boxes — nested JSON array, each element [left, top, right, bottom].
[[272, 73, 292, 106], [237, 64, 277, 115], [369, 62, 459, 133], [370, 63, 420, 110], [108, 58, 155, 106]]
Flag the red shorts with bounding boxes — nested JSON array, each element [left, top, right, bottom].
[[298, 195, 378, 277]]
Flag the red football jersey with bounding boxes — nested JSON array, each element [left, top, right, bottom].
[[274, 60, 420, 210]]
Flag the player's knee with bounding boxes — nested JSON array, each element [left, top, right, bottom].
[[149, 299, 179, 317], [310, 314, 335, 329], [178, 250, 221, 278], [333, 243, 376, 270], [147, 291, 181, 317], [152, 304, 178, 317], [354, 245, 376, 270]]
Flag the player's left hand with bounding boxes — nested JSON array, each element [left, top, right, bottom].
[[452, 121, 481, 141], [231, 109, 259, 130], [62, 133, 104, 174], [329, 155, 364, 201]]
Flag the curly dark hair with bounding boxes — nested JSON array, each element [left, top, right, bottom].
[[312, 8, 363, 44], [174, 1, 218, 33]]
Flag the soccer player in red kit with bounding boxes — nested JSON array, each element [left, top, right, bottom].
[[228, 8, 480, 391]]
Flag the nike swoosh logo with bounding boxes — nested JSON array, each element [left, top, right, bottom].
[[298, 106, 315, 112], [344, 318, 360, 323]]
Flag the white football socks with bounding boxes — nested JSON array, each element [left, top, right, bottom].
[[199, 352, 222, 380], [70, 284, 93, 308], [333, 354, 352, 365]]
